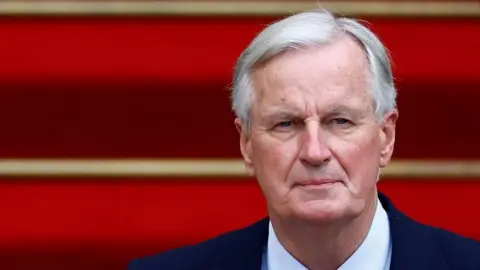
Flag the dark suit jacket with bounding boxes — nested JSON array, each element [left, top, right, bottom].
[[129, 193, 480, 270]]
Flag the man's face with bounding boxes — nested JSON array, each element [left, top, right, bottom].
[[236, 35, 397, 223]]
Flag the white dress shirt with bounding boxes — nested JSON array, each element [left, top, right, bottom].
[[262, 199, 392, 270]]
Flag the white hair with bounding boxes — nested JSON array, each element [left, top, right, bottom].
[[231, 9, 397, 129]]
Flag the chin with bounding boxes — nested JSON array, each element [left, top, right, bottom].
[[292, 199, 352, 223]]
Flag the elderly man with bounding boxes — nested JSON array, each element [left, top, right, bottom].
[[129, 9, 480, 270]]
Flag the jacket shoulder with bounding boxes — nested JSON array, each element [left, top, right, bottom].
[[431, 226, 480, 269], [128, 218, 269, 270], [380, 192, 480, 270], [128, 244, 197, 270]]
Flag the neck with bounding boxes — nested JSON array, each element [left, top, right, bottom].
[[269, 195, 378, 270]]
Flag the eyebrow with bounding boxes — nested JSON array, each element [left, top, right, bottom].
[[325, 106, 372, 122], [260, 105, 367, 121], [326, 105, 362, 115], [260, 109, 304, 121]]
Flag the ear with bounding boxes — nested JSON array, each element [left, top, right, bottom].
[[234, 118, 255, 176], [379, 110, 398, 168]]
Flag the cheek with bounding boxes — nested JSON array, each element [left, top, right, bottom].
[[251, 137, 298, 192], [332, 131, 381, 187], [252, 136, 297, 170]]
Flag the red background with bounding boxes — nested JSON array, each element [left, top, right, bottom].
[[0, 15, 479, 269]]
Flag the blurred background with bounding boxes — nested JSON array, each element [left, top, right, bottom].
[[0, 0, 479, 269]]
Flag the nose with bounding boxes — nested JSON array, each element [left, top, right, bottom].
[[299, 121, 332, 167]]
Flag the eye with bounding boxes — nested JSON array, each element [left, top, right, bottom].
[[332, 118, 351, 125], [278, 121, 293, 127], [273, 120, 297, 131]]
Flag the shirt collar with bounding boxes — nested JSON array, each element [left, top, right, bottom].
[[264, 198, 392, 270]]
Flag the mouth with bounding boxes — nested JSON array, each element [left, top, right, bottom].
[[295, 179, 341, 187]]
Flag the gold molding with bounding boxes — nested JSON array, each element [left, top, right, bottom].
[[0, 159, 479, 179], [0, 1, 477, 17]]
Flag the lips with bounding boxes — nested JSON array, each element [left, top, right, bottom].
[[296, 179, 340, 186]]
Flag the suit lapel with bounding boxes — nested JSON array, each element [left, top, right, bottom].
[[379, 193, 450, 270]]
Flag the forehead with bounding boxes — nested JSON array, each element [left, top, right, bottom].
[[251, 35, 372, 115]]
